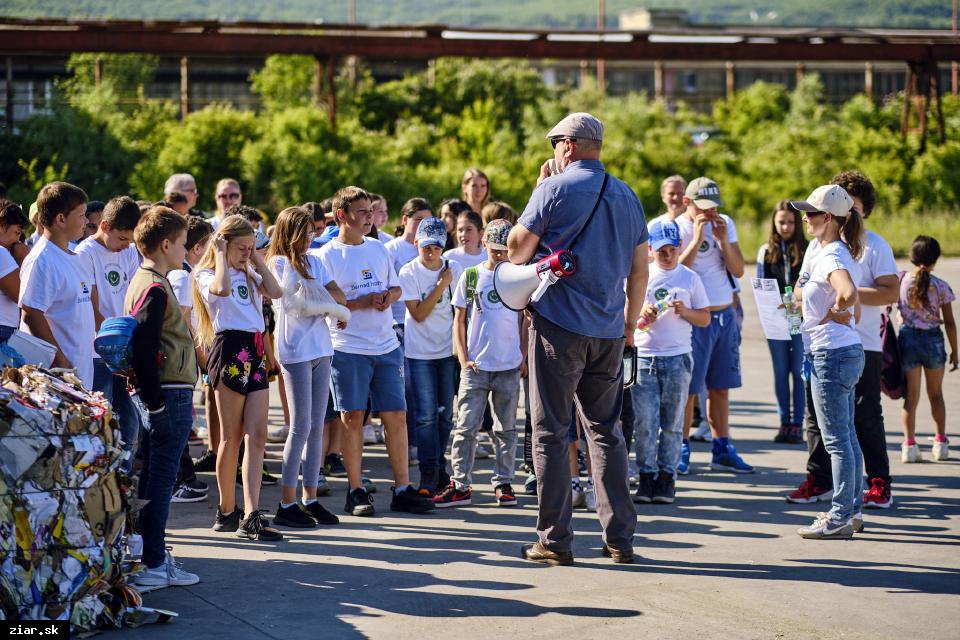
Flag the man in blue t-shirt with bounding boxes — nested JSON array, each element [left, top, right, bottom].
[[508, 112, 649, 566]]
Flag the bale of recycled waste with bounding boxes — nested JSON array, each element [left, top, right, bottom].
[[0, 365, 133, 632]]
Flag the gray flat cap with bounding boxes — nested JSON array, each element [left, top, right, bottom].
[[546, 112, 604, 142]]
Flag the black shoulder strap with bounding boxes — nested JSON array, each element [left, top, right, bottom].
[[568, 172, 609, 252]]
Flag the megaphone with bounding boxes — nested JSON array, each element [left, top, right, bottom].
[[493, 250, 577, 312]]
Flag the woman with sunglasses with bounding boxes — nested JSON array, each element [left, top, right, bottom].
[[212, 178, 243, 231], [790, 184, 865, 540]]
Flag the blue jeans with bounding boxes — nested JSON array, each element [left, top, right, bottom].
[[630, 354, 693, 477], [767, 335, 805, 424], [395, 325, 417, 445], [408, 356, 458, 472], [138, 388, 194, 568], [93, 358, 144, 473], [808, 345, 865, 524]]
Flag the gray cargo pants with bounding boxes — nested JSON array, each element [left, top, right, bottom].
[[529, 314, 636, 554]]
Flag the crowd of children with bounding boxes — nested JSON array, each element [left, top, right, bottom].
[[0, 163, 953, 587]]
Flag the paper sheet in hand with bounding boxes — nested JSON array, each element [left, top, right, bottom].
[[751, 278, 791, 341]]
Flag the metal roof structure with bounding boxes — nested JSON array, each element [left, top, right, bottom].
[[1, 18, 957, 62]]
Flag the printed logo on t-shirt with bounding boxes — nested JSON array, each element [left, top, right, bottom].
[[81, 280, 90, 295], [797, 271, 811, 288], [654, 287, 670, 301], [698, 240, 710, 253], [106, 270, 122, 287], [361, 269, 373, 281], [487, 289, 501, 304]]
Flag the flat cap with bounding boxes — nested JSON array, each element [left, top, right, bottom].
[[546, 112, 604, 142]]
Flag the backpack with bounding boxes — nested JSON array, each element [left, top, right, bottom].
[[879, 302, 905, 400], [94, 283, 163, 375]]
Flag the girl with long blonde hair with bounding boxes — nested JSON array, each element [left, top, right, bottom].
[[267, 207, 348, 528], [192, 214, 284, 541]]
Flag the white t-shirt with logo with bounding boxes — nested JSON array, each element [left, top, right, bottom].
[[451, 263, 521, 372], [801, 231, 896, 353], [443, 246, 487, 271], [384, 238, 419, 326], [270, 255, 334, 364], [399, 258, 464, 360], [18, 237, 96, 389], [313, 237, 400, 356], [75, 239, 141, 319], [167, 268, 193, 309], [195, 267, 265, 334], [675, 213, 738, 308], [634, 264, 709, 358], [0, 246, 20, 327], [798, 240, 862, 352]]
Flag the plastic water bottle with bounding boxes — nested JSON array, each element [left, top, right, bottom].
[[637, 294, 674, 332], [783, 286, 802, 335]]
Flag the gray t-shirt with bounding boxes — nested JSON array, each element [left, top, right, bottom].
[[518, 159, 648, 339]]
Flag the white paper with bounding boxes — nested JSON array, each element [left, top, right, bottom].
[[751, 278, 791, 341]]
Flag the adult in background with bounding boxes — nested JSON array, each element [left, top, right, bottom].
[[787, 171, 899, 508], [212, 179, 242, 230], [461, 168, 490, 216], [164, 173, 206, 218], [508, 112, 648, 565]]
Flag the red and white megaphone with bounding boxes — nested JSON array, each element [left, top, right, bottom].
[[493, 250, 577, 311]]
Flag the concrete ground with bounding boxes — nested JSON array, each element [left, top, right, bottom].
[[109, 259, 960, 640]]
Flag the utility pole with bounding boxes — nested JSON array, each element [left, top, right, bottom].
[[597, 0, 606, 93]]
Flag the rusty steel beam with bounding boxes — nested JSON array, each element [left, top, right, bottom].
[[0, 27, 956, 62]]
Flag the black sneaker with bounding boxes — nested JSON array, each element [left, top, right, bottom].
[[633, 473, 655, 504], [273, 503, 317, 528], [773, 424, 791, 443], [418, 468, 439, 498], [183, 476, 209, 493], [303, 501, 340, 525], [236, 465, 280, 487], [652, 472, 676, 504], [193, 450, 217, 472], [391, 485, 436, 514], [324, 454, 348, 478], [236, 510, 283, 541], [345, 488, 375, 517], [213, 506, 242, 532], [171, 483, 207, 503]]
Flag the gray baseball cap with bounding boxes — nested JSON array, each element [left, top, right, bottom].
[[685, 177, 723, 209], [546, 112, 604, 142]]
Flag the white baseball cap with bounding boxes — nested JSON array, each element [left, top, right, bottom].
[[789, 185, 855, 217]]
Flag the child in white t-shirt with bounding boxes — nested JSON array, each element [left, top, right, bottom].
[[193, 214, 285, 542], [435, 219, 523, 508], [398, 217, 463, 496], [18, 181, 96, 389], [630, 219, 709, 505], [443, 210, 487, 270], [77, 196, 143, 470], [313, 187, 436, 518]]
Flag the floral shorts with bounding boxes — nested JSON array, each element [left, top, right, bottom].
[[207, 330, 269, 395]]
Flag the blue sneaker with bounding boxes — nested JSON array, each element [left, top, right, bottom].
[[709, 443, 755, 474], [677, 441, 691, 475]]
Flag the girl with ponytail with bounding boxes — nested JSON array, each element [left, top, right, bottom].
[[192, 214, 285, 541], [897, 235, 957, 462]]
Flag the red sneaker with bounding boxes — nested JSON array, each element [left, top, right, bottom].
[[862, 477, 893, 509], [433, 482, 472, 508], [785, 473, 833, 504], [495, 483, 518, 507]]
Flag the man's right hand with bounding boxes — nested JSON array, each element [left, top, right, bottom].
[[537, 159, 554, 186]]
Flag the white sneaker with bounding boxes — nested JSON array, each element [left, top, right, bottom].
[[932, 439, 950, 461], [267, 425, 289, 444], [362, 423, 377, 445], [901, 443, 923, 463], [797, 512, 854, 540], [571, 483, 586, 509], [628, 460, 640, 487], [691, 421, 712, 442], [584, 481, 597, 512], [133, 550, 199, 588]]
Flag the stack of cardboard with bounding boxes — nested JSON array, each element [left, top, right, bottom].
[[0, 366, 140, 631]]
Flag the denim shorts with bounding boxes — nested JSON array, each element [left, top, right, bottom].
[[899, 325, 946, 370], [330, 347, 406, 413], [689, 305, 742, 394]]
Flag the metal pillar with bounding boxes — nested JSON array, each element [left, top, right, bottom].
[[864, 62, 874, 99], [5, 57, 12, 132], [179, 56, 189, 119], [654, 60, 664, 101], [725, 61, 735, 100]]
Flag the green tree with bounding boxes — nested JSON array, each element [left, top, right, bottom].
[[250, 55, 317, 112]]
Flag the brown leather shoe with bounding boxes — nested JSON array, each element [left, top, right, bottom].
[[521, 541, 574, 566], [601, 543, 634, 564]]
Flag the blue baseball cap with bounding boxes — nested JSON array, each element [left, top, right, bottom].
[[649, 218, 681, 250], [416, 217, 447, 249]]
